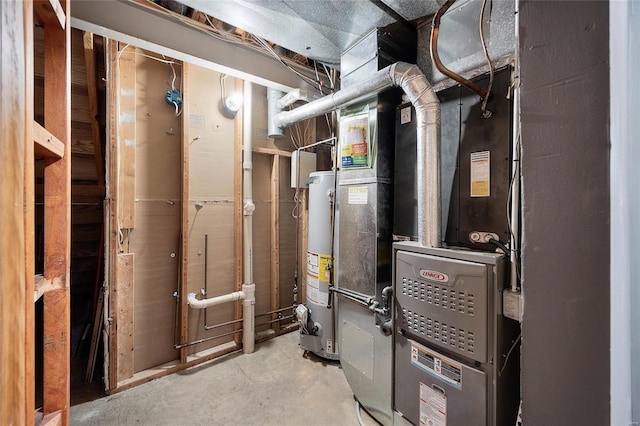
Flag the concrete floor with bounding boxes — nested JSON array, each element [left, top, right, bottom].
[[70, 332, 378, 425]]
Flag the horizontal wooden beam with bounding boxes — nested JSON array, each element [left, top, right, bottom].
[[34, 0, 65, 29], [33, 121, 64, 159], [251, 146, 292, 157]]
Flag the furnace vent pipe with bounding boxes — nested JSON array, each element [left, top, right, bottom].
[[277, 88, 323, 109], [273, 62, 441, 247], [268, 87, 324, 138]]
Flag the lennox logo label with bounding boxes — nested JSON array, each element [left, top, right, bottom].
[[419, 269, 449, 283]]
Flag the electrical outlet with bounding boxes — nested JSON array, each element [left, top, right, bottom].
[[503, 288, 522, 322], [469, 231, 500, 244]]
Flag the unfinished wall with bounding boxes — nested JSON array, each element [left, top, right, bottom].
[[130, 50, 182, 373], [184, 64, 237, 353], [108, 50, 307, 389]]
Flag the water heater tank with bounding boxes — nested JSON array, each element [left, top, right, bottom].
[[299, 171, 338, 360]]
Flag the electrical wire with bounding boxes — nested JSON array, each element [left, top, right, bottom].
[[488, 238, 511, 255], [355, 400, 366, 426], [479, 0, 495, 118], [251, 34, 330, 91], [499, 332, 521, 377]]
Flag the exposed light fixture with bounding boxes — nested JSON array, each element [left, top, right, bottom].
[[219, 73, 242, 118], [221, 92, 243, 118]]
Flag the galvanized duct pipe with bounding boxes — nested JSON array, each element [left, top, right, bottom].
[[277, 88, 324, 109], [267, 87, 285, 138], [274, 62, 441, 247]]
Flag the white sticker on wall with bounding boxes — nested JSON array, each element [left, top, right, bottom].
[[470, 150, 490, 197], [420, 382, 447, 426], [307, 285, 319, 304], [348, 186, 368, 204], [401, 106, 412, 124]]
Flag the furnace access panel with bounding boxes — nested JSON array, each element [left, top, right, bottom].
[[393, 243, 520, 426]]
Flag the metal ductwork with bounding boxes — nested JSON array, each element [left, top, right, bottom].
[[273, 62, 441, 248]]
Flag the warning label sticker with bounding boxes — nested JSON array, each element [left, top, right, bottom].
[[411, 342, 462, 389], [470, 150, 490, 197], [420, 382, 447, 426], [348, 187, 368, 205]]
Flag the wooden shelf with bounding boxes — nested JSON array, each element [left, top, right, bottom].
[[33, 121, 64, 159]]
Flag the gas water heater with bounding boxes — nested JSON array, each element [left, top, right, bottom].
[[298, 171, 339, 360]]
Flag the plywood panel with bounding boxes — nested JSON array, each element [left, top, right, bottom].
[[116, 253, 134, 381], [279, 157, 298, 313], [71, 153, 98, 181], [252, 154, 272, 328], [130, 201, 180, 372], [183, 64, 238, 354], [185, 203, 236, 354], [134, 53, 181, 199], [186, 65, 235, 199]]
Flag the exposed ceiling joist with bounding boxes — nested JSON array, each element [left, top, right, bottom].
[[70, 0, 314, 91]]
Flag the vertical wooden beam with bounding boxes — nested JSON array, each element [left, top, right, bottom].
[[117, 45, 136, 230], [116, 253, 134, 381], [233, 78, 243, 344], [179, 63, 190, 363], [82, 31, 105, 190], [106, 39, 119, 392], [270, 155, 280, 333], [23, 1, 35, 423], [42, 0, 71, 421], [0, 2, 27, 424]]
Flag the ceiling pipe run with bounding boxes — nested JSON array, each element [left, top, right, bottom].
[[273, 62, 441, 248]]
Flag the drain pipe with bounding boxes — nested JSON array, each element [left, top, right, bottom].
[[242, 80, 256, 354], [274, 62, 441, 247]]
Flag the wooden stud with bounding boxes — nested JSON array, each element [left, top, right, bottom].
[[82, 31, 105, 190], [34, 121, 65, 159], [233, 78, 243, 345], [0, 2, 27, 424], [23, 1, 35, 423], [34, 0, 65, 29], [117, 45, 136, 230], [252, 146, 292, 157], [270, 155, 280, 333], [106, 39, 119, 392], [42, 0, 71, 421], [116, 253, 134, 381], [180, 63, 190, 364]]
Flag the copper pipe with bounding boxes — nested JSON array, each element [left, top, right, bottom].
[[430, 0, 487, 100]]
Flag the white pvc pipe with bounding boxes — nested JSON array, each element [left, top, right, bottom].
[[187, 291, 245, 309], [242, 80, 256, 354]]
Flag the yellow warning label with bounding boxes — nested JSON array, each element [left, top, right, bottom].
[[470, 151, 490, 197], [318, 254, 332, 283]]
